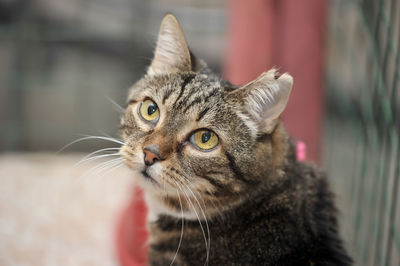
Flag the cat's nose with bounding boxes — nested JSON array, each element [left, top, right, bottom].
[[143, 145, 161, 166]]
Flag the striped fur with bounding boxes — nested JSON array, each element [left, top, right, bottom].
[[119, 14, 352, 265]]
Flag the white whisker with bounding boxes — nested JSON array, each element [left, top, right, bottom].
[[174, 181, 209, 266], [75, 152, 121, 167], [97, 131, 125, 143], [83, 157, 124, 178], [79, 147, 121, 163], [92, 158, 123, 175], [182, 183, 210, 265], [207, 197, 225, 222], [105, 95, 126, 114], [170, 187, 184, 266], [192, 188, 224, 222], [58, 135, 124, 153], [74, 153, 121, 167], [79, 135, 125, 145], [90, 160, 124, 181], [95, 161, 124, 182]]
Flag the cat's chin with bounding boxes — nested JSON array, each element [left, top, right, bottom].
[[139, 168, 158, 185], [128, 164, 217, 221], [132, 164, 171, 191], [132, 169, 161, 193]]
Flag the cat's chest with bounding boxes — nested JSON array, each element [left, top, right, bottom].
[[149, 213, 307, 265]]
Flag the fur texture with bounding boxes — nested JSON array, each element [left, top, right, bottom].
[[120, 14, 352, 265]]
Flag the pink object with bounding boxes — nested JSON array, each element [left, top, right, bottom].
[[224, 0, 325, 162], [116, 186, 148, 266], [296, 141, 307, 161]]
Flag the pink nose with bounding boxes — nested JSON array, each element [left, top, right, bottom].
[[143, 146, 161, 166]]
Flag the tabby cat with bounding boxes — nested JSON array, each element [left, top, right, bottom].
[[120, 14, 352, 265]]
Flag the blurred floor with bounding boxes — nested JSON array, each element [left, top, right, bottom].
[[0, 153, 135, 266]]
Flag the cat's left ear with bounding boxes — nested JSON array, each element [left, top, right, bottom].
[[148, 14, 203, 75], [228, 69, 293, 134]]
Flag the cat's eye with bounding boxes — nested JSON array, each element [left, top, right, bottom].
[[138, 99, 160, 123], [190, 130, 219, 151]]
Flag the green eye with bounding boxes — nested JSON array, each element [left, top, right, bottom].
[[138, 99, 160, 122], [190, 130, 219, 151]]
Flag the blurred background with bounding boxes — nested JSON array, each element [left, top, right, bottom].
[[0, 0, 227, 151], [0, 0, 399, 265]]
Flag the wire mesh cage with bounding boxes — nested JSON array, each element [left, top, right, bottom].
[[325, 0, 400, 265]]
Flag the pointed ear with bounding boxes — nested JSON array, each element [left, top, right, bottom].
[[147, 14, 192, 75], [229, 69, 293, 134]]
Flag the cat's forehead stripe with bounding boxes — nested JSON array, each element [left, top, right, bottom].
[[171, 75, 198, 110], [175, 76, 221, 114], [171, 74, 196, 107], [196, 107, 210, 122], [182, 87, 219, 113], [159, 73, 222, 115]]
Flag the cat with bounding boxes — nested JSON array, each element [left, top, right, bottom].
[[119, 14, 352, 265]]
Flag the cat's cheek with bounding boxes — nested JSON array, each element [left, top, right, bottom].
[[120, 145, 145, 170], [135, 120, 154, 132]]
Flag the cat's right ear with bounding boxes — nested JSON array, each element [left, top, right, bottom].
[[147, 14, 193, 75], [228, 69, 293, 134]]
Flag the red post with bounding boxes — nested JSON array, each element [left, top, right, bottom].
[[224, 0, 326, 162]]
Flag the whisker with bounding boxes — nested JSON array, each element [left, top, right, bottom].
[[182, 183, 210, 265], [79, 147, 121, 163], [92, 158, 124, 175], [170, 187, 184, 266], [174, 181, 209, 266], [172, 170, 211, 264], [105, 95, 126, 114], [206, 197, 225, 222], [75, 152, 121, 167], [83, 157, 124, 179], [58, 135, 124, 153], [95, 161, 124, 182], [71, 157, 123, 187], [79, 135, 125, 145], [97, 130, 125, 143], [191, 187, 225, 222], [89, 160, 124, 182]]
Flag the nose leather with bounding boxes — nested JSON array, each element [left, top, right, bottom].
[[143, 145, 161, 166]]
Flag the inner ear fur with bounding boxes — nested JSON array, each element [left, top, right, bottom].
[[229, 69, 293, 134]]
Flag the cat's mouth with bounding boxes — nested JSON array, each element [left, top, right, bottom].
[[140, 168, 158, 184], [120, 146, 163, 186]]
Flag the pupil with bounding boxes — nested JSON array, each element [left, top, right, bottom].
[[147, 104, 157, 115], [201, 132, 211, 143]]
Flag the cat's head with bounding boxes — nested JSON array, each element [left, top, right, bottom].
[[120, 14, 293, 220]]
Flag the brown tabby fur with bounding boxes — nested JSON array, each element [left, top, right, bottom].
[[120, 14, 352, 265]]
